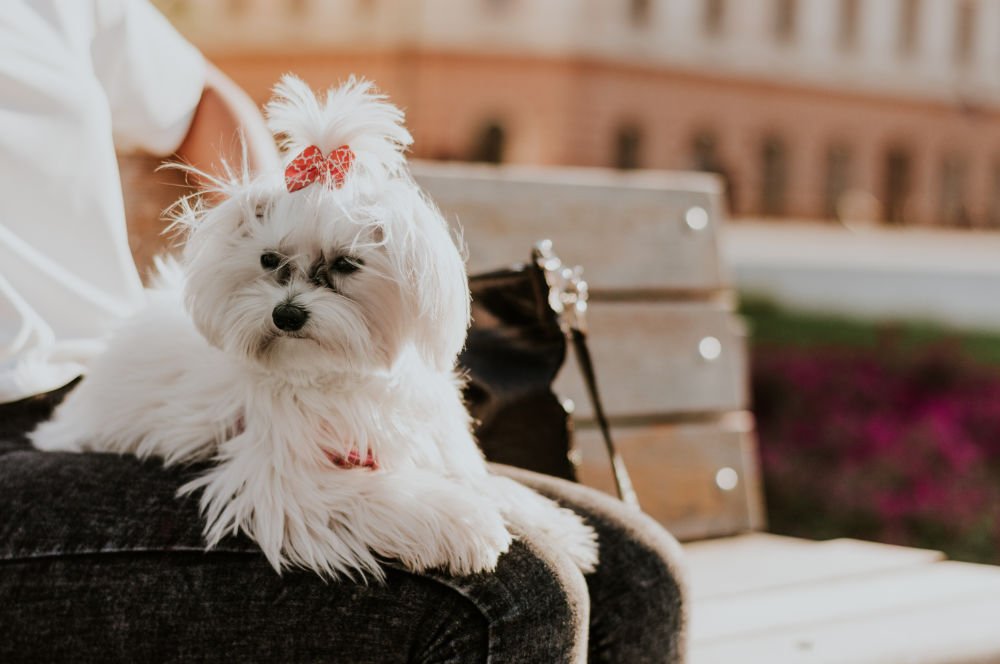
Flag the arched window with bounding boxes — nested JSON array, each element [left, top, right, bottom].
[[485, 0, 511, 13], [692, 130, 738, 213], [990, 160, 1000, 227], [899, 0, 920, 57], [838, 0, 860, 51], [470, 122, 506, 164], [691, 131, 719, 172], [704, 0, 726, 36], [614, 125, 643, 170], [823, 143, 852, 219], [774, 0, 798, 43], [883, 146, 912, 224], [630, 0, 652, 26], [760, 135, 788, 216], [955, 0, 976, 65], [939, 153, 969, 226]]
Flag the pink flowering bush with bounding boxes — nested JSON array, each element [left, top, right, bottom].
[[753, 340, 1000, 563]]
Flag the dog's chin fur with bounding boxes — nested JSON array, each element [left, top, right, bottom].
[[29, 75, 598, 580]]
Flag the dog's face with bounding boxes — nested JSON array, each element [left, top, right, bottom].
[[177, 77, 469, 378]]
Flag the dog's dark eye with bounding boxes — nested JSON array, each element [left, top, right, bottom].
[[331, 256, 363, 274], [260, 252, 281, 270]]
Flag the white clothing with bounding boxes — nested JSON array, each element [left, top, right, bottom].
[[0, 0, 205, 401]]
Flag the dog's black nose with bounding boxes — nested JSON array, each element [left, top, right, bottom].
[[272, 304, 309, 332]]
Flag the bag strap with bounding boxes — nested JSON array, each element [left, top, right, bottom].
[[569, 327, 640, 507], [533, 241, 640, 508]]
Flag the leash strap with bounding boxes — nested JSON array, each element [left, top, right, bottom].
[[570, 327, 639, 507], [534, 240, 639, 507]]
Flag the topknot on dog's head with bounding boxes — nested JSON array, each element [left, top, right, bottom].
[[265, 74, 413, 184]]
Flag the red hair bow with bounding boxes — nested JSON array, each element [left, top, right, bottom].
[[284, 144, 355, 193]]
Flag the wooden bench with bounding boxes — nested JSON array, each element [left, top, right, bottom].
[[119, 155, 1000, 663], [411, 161, 1000, 664]]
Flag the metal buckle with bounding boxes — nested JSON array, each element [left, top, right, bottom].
[[533, 239, 589, 333]]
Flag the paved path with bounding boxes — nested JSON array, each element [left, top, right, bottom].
[[722, 220, 1000, 331]]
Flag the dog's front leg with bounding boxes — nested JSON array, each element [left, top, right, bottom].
[[479, 474, 599, 574], [332, 469, 515, 576], [183, 446, 514, 579]]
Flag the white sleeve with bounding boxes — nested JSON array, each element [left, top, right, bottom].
[[91, 0, 206, 155]]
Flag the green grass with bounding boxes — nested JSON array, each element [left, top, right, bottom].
[[740, 296, 1000, 365]]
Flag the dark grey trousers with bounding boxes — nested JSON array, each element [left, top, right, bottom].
[[0, 387, 686, 663]]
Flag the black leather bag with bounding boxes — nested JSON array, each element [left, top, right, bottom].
[[460, 241, 638, 506]]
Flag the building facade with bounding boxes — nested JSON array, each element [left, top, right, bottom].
[[156, 0, 1000, 225]]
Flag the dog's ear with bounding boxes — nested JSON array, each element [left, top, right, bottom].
[[393, 190, 470, 371]]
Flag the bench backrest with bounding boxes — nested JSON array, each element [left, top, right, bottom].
[[118, 154, 764, 541]]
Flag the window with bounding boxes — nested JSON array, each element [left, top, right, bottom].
[[823, 144, 852, 219], [838, 0, 860, 51], [614, 125, 643, 170], [485, 0, 511, 13], [692, 130, 738, 213], [899, 0, 920, 57], [774, 0, 798, 43], [955, 0, 976, 65], [704, 0, 726, 37], [692, 131, 719, 172], [939, 154, 969, 226], [989, 160, 1000, 227], [883, 146, 912, 224], [760, 135, 788, 216], [470, 122, 506, 164], [631, 0, 652, 26]]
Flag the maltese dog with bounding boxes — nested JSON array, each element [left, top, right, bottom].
[[31, 76, 598, 580]]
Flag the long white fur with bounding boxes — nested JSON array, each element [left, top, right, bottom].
[[32, 75, 598, 580]]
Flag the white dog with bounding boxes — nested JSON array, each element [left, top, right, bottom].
[[32, 76, 597, 580]]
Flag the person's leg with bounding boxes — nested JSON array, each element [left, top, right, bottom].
[[0, 543, 588, 664], [421, 535, 589, 663], [0, 389, 588, 664], [491, 463, 688, 664]]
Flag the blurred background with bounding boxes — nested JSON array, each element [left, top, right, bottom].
[[153, 0, 1000, 564]]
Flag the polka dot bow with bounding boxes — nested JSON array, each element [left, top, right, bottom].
[[284, 144, 355, 193]]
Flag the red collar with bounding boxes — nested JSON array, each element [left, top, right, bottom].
[[325, 448, 379, 470], [231, 415, 378, 470]]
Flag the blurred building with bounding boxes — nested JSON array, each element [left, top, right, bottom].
[[155, 0, 1000, 226]]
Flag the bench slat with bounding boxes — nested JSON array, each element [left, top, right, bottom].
[[684, 533, 944, 601], [575, 418, 764, 540], [556, 301, 748, 418], [690, 593, 1000, 664], [413, 161, 729, 292], [690, 560, 1000, 644]]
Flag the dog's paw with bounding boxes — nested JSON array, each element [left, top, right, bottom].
[[367, 481, 513, 576], [30, 420, 84, 453], [484, 475, 599, 573], [546, 506, 599, 574], [435, 503, 513, 576], [411, 502, 513, 576]]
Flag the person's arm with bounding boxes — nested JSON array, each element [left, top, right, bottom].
[[175, 64, 279, 181]]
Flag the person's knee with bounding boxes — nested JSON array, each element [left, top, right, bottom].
[[588, 509, 688, 663], [423, 538, 589, 663]]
